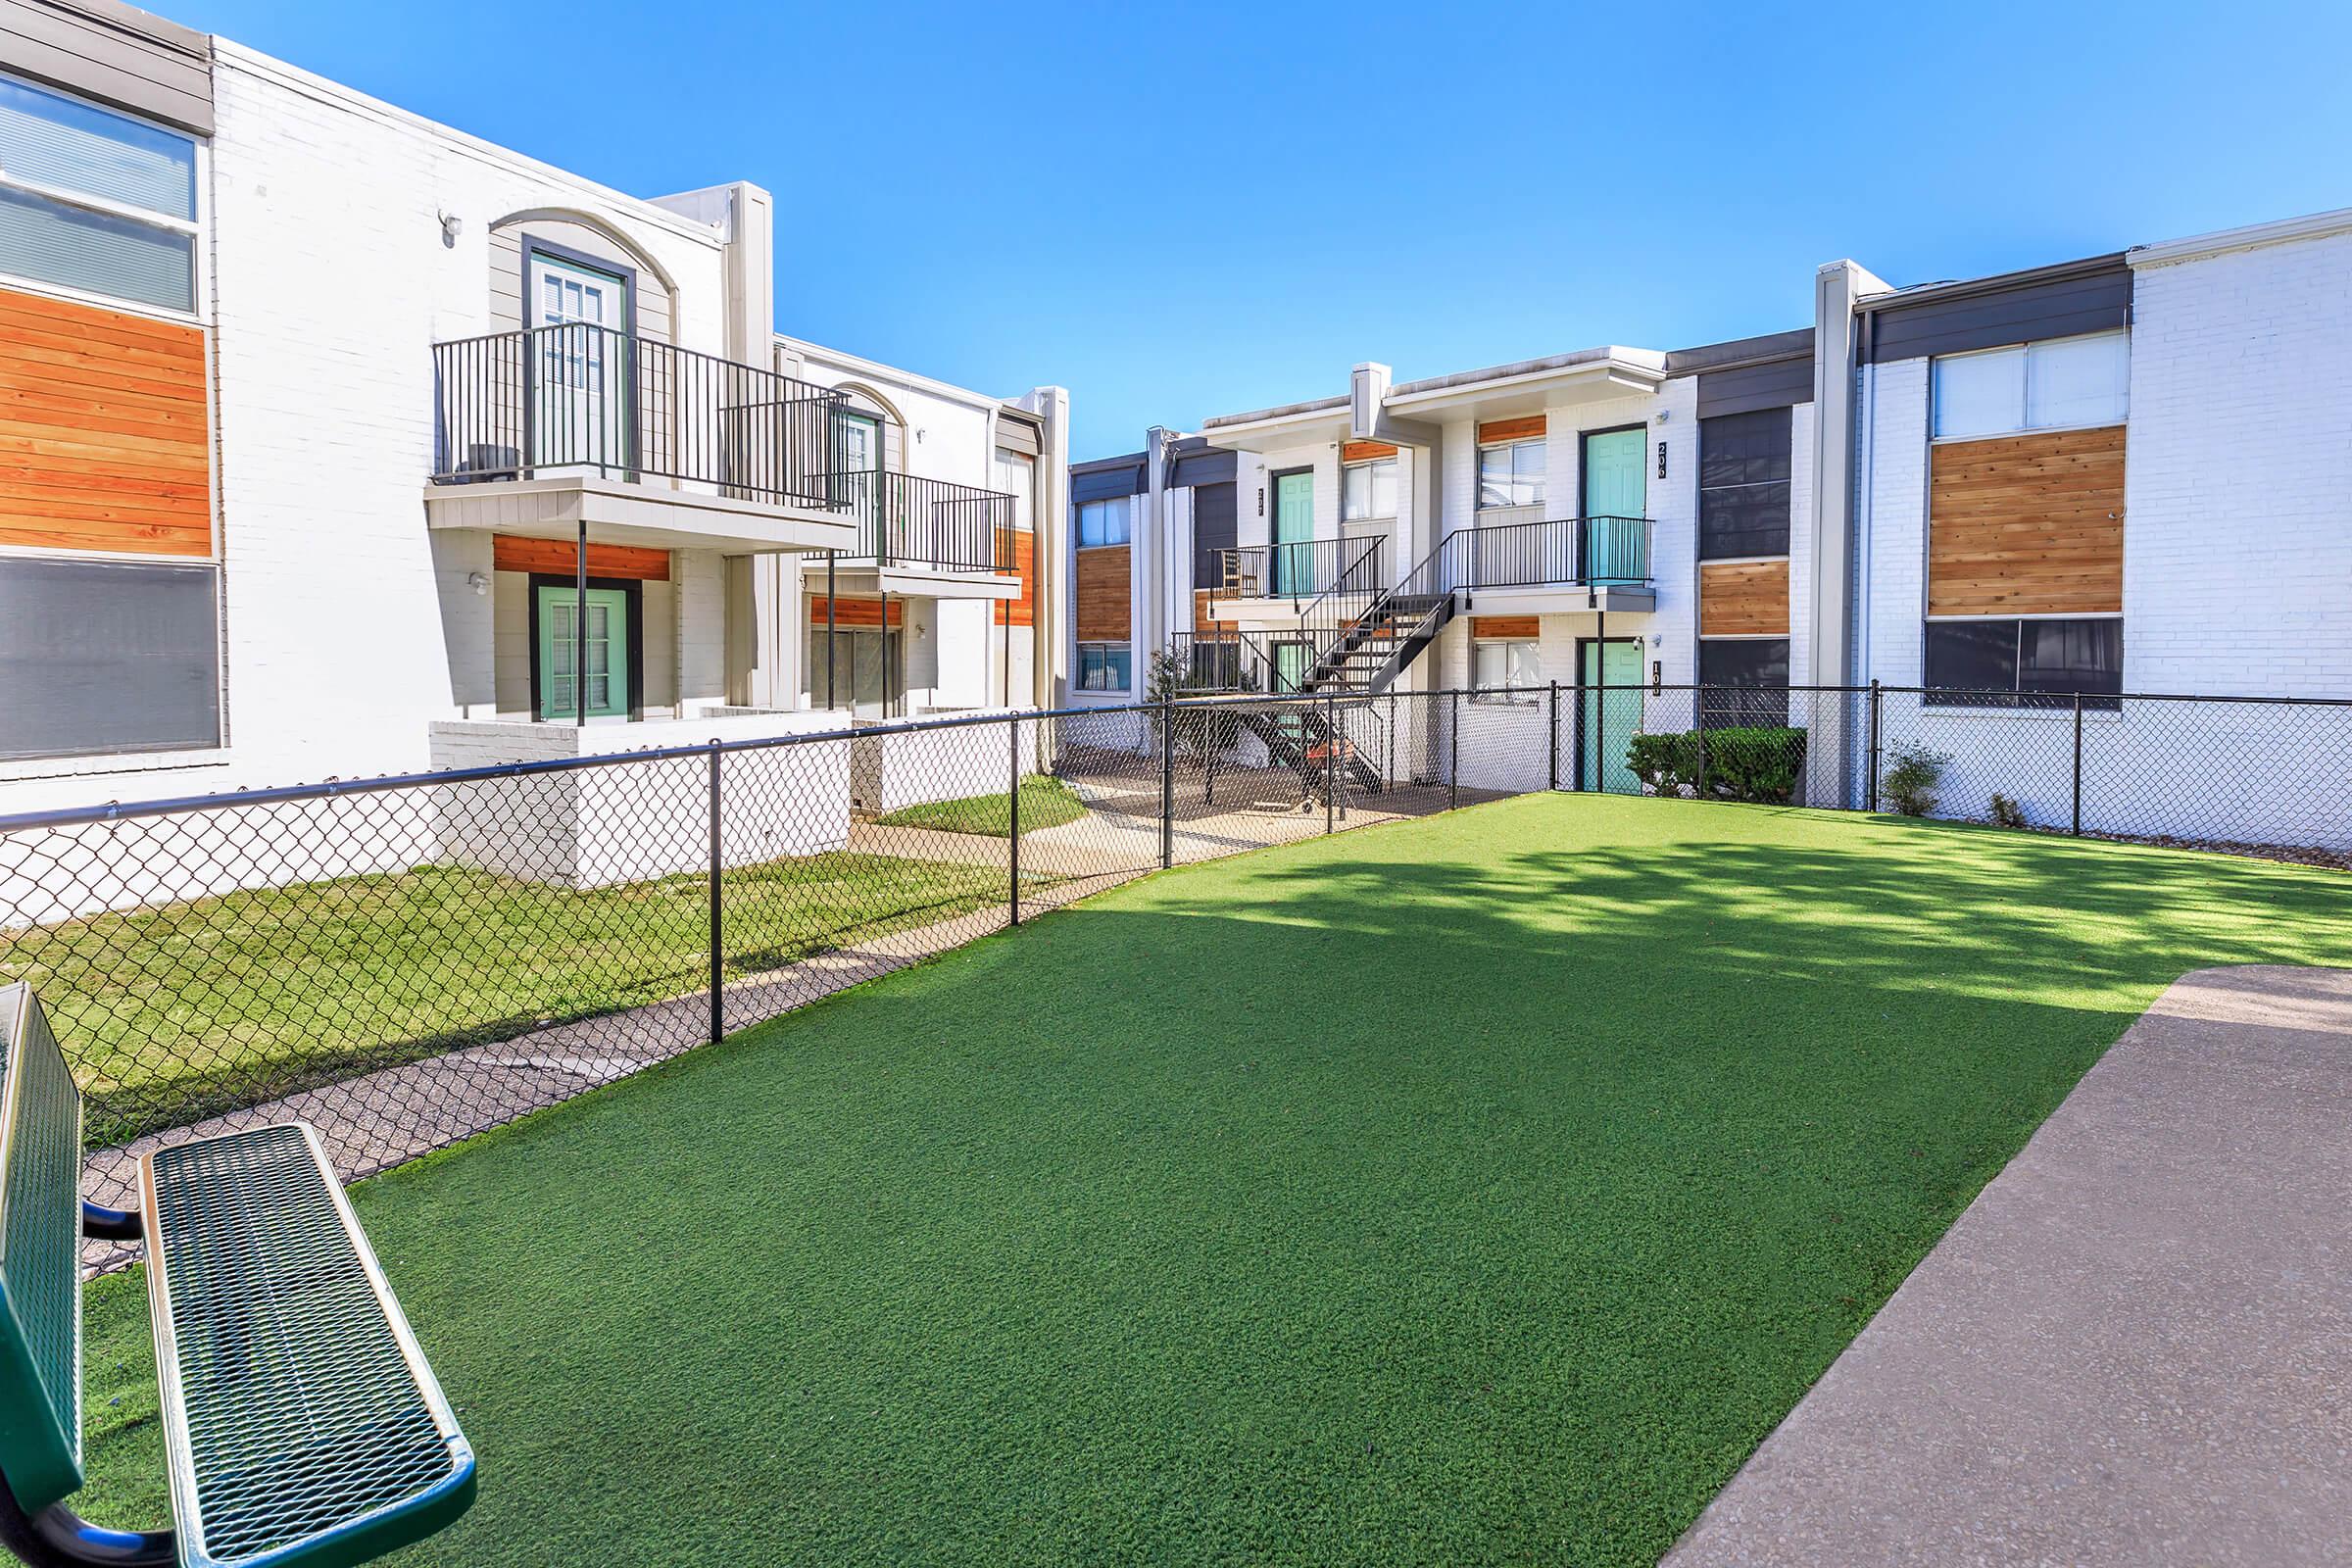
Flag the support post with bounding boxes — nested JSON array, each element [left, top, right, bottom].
[[573, 519, 588, 726], [1867, 679, 1883, 811], [825, 552, 837, 710], [1547, 680, 1559, 791], [1159, 697, 1176, 868], [1008, 714, 1022, 924], [706, 741, 723, 1046], [2071, 690, 2085, 836], [1324, 689, 1337, 833], [1696, 699, 1709, 803], [1448, 687, 1460, 810]]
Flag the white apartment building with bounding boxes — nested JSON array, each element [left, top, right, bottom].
[[0, 0, 1067, 831]]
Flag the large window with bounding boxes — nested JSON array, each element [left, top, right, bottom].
[[1698, 638, 1790, 727], [1341, 457, 1396, 522], [1698, 407, 1791, 560], [1925, 617, 2122, 709], [1077, 641, 1132, 692], [0, 558, 220, 759], [1077, 497, 1131, 549], [0, 74, 199, 313], [1933, 331, 2129, 439], [1477, 440, 1544, 510], [1470, 637, 1540, 701]]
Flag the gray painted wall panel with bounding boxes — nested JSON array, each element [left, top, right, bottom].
[[1071, 464, 1144, 503], [1168, 449, 1236, 488], [1695, 356, 1814, 417], [0, 0, 212, 134], [1867, 266, 2132, 364]]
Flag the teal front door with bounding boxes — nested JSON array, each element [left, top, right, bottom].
[[1271, 470, 1314, 597], [1580, 639, 1643, 793], [537, 585, 630, 720], [1582, 428, 1646, 584]]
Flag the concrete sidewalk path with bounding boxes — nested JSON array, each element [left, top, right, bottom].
[[1664, 964, 2352, 1568]]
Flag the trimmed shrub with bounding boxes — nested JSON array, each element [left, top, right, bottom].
[[1880, 741, 1950, 817], [1627, 726, 1807, 805]]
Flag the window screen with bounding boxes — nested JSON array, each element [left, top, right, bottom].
[[1698, 638, 1789, 727], [1191, 481, 1236, 592], [1697, 407, 1791, 560], [1926, 617, 2121, 709], [0, 558, 220, 759], [0, 74, 198, 312], [1933, 332, 2129, 438]]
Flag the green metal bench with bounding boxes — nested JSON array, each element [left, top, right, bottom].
[[0, 984, 475, 1568]]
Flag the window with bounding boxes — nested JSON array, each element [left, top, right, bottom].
[[1698, 638, 1790, 727], [0, 74, 199, 313], [1077, 497, 1131, 548], [1471, 638, 1541, 700], [1924, 617, 2122, 709], [1077, 641, 1132, 691], [0, 558, 220, 759], [1698, 408, 1791, 560], [1477, 440, 1544, 510], [1341, 457, 1396, 522], [1932, 331, 2129, 439]]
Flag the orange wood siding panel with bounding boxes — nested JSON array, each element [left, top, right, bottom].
[[1341, 440, 1397, 464], [1928, 425, 2125, 617], [1471, 615, 1540, 641], [808, 595, 902, 628], [493, 534, 671, 581], [994, 527, 1034, 627], [1477, 415, 1545, 445], [1698, 560, 1790, 637], [0, 286, 210, 557], [1075, 543, 1131, 642], [1193, 588, 1233, 633]]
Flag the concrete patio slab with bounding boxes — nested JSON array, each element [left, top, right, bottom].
[[1663, 964, 2352, 1568]]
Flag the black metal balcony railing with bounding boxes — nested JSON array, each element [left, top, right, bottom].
[[1217, 537, 1391, 604], [1167, 630, 1284, 693], [1452, 514, 1650, 591], [430, 322, 844, 510], [826, 470, 1016, 575]]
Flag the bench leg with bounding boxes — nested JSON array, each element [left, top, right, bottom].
[[0, 1486, 172, 1568]]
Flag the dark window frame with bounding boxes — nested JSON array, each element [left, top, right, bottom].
[[1923, 616, 2122, 710], [1697, 407, 1792, 561], [1698, 637, 1791, 728]]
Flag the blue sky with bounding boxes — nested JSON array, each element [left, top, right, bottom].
[[178, 0, 2352, 459]]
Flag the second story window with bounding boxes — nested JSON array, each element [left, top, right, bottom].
[[0, 73, 199, 314], [1341, 457, 1396, 522], [1477, 439, 1544, 510], [1933, 331, 2129, 439], [1077, 497, 1131, 548], [1698, 407, 1792, 559]]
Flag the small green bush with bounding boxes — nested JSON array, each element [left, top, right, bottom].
[[1880, 741, 1951, 817], [1989, 793, 2029, 829], [1626, 726, 1807, 805]]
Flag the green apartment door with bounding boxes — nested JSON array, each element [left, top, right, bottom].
[[537, 585, 630, 720], [1271, 470, 1314, 597], [1582, 428, 1646, 584], [1580, 639, 1643, 793]]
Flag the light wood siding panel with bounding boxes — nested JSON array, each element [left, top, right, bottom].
[[1075, 544, 1130, 641], [1193, 588, 1233, 633], [1928, 425, 2125, 617], [1471, 615, 1540, 641], [0, 285, 209, 557], [994, 527, 1034, 627], [1478, 416, 1545, 444], [1341, 440, 1397, 464], [492, 534, 671, 581], [1698, 560, 1790, 637], [808, 595, 902, 628]]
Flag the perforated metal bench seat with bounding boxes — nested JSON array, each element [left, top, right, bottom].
[[0, 983, 474, 1568], [142, 1125, 474, 1568]]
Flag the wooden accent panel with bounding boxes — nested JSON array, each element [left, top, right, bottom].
[[809, 595, 902, 629], [1699, 560, 1790, 637], [1075, 544, 1130, 642], [1929, 425, 2125, 616], [494, 534, 671, 581], [1471, 615, 1540, 641], [0, 286, 210, 557], [993, 527, 1034, 627], [1341, 440, 1397, 464], [1477, 415, 1545, 445], [1193, 588, 1233, 633]]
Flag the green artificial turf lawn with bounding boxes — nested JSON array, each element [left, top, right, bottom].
[[4, 852, 1029, 1148], [74, 796, 2352, 1566], [875, 773, 1091, 838]]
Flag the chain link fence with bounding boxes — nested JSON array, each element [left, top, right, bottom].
[[4, 683, 2346, 1265]]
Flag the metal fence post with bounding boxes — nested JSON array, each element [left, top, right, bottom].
[[1696, 698, 1709, 803], [1448, 688, 1460, 810], [2072, 691, 2085, 837], [1159, 697, 1175, 869], [1867, 679, 1883, 812], [1008, 714, 1022, 925], [706, 740, 723, 1047], [1547, 680, 1559, 791], [1324, 690, 1338, 833]]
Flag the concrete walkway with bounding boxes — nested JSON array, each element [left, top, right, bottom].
[[1664, 965, 2352, 1567]]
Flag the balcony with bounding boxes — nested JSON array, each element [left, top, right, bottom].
[[424, 323, 858, 556], [1453, 514, 1651, 599], [1213, 537, 1390, 609]]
